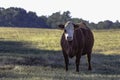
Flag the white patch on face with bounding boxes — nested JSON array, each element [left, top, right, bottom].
[[64, 21, 74, 41]]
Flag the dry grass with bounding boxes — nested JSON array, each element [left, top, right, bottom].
[[0, 27, 120, 80]]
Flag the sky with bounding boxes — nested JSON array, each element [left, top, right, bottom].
[[0, 0, 120, 23]]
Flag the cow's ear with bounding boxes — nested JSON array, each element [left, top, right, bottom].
[[73, 24, 79, 30], [58, 24, 64, 29]]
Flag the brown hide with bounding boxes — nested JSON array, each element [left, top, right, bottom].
[[60, 22, 94, 72], [61, 28, 84, 58]]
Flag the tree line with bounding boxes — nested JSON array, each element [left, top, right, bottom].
[[0, 7, 120, 29], [0, 7, 49, 28]]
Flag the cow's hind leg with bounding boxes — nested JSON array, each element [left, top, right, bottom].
[[76, 56, 80, 72], [63, 51, 69, 71], [87, 51, 92, 70]]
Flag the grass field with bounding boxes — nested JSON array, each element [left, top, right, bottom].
[[0, 27, 120, 80]]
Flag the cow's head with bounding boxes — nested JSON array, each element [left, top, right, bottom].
[[58, 21, 79, 42]]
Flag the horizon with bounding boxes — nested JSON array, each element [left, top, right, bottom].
[[0, 0, 120, 23]]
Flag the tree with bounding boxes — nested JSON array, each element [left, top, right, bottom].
[[47, 11, 71, 28], [47, 12, 61, 28], [103, 20, 113, 29], [113, 20, 120, 29], [97, 21, 104, 29], [71, 18, 82, 23], [89, 22, 97, 29], [0, 7, 120, 29], [0, 7, 49, 28], [62, 11, 71, 23]]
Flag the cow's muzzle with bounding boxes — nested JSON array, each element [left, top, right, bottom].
[[67, 36, 73, 41]]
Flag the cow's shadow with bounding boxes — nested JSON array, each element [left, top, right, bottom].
[[0, 40, 63, 67], [0, 40, 120, 75]]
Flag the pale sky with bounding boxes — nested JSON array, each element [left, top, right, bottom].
[[0, 0, 120, 23]]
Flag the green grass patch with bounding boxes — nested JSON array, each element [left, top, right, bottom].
[[0, 27, 120, 80]]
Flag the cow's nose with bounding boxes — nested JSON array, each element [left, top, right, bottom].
[[67, 36, 72, 41]]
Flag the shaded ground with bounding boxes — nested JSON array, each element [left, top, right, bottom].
[[0, 40, 120, 73], [0, 40, 120, 80]]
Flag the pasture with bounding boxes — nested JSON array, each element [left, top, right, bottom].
[[0, 27, 120, 80]]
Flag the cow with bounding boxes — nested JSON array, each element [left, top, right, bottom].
[[58, 21, 94, 72]]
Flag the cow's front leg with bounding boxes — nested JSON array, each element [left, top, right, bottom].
[[63, 51, 69, 71]]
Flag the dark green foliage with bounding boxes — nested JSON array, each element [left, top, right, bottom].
[[47, 11, 71, 28], [0, 7, 49, 28], [0, 7, 120, 29]]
